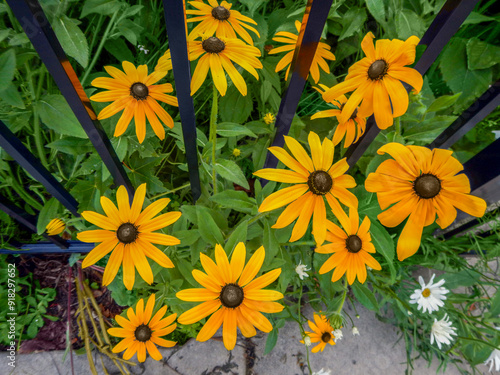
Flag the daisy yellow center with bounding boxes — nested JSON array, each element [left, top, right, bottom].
[[130, 82, 149, 100], [308, 170, 333, 195], [422, 288, 431, 298], [321, 332, 332, 343], [220, 283, 244, 308], [202, 37, 225, 54], [134, 324, 152, 342], [368, 59, 388, 80], [212, 5, 230, 20], [413, 174, 441, 199], [346, 235, 362, 253], [340, 103, 358, 121], [116, 223, 139, 244]]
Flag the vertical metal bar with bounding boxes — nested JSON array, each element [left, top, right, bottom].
[[345, 0, 480, 169], [262, 0, 334, 172], [429, 80, 500, 149], [0, 197, 68, 249], [0, 120, 80, 216], [7, 0, 134, 197], [162, 0, 201, 202]]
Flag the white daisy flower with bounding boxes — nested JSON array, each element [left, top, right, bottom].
[[409, 274, 449, 314], [430, 313, 457, 349], [485, 349, 500, 372], [352, 326, 360, 336], [295, 261, 311, 280]]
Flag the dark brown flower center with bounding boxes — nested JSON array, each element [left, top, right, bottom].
[[134, 324, 152, 342], [220, 283, 244, 308], [339, 103, 358, 121], [367, 59, 388, 80], [413, 174, 441, 199], [202, 36, 225, 54], [321, 332, 331, 343], [211, 5, 230, 20], [116, 223, 138, 244], [307, 170, 333, 195], [346, 235, 362, 253], [130, 82, 149, 100]]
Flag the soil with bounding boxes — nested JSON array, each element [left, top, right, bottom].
[[2, 254, 126, 354]]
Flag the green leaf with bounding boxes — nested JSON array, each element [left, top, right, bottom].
[[395, 9, 425, 39], [463, 12, 497, 25], [216, 122, 257, 138], [0, 29, 10, 43], [262, 220, 280, 271], [264, 327, 279, 355], [351, 281, 378, 311], [245, 121, 272, 135], [214, 159, 250, 190], [0, 82, 25, 109], [36, 197, 61, 235], [252, 138, 270, 171], [219, 86, 253, 124], [53, 15, 89, 68], [37, 95, 87, 138], [209, 190, 257, 214], [176, 258, 198, 287], [426, 93, 462, 113], [0, 49, 16, 92], [239, 0, 266, 16], [104, 38, 134, 62], [339, 8, 367, 41], [365, 0, 386, 24], [116, 19, 143, 46], [225, 219, 248, 254], [196, 206, 224, 246], [69, 177, 101, 211], [369, 220, 396, 284], [404, 115, 457, 143], [81, 0, 122, 17], [127, 155, 165, 194], [489, 288, 500, 317], [443, 269, 481, 290], [466, 37, 500, 70], [260, 80, 273, 103], [46, 137, 93, 155]]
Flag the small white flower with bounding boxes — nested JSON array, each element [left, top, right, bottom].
[[430, 313, 457, 349], [484, 349, 500, 372], [304, 336, 311, 347], [312, 369, 331, 375], [410, 274, 449, 314], [352, 326, 359, 336], [295, 261, 310, 280], [333, 329, 343, 342]]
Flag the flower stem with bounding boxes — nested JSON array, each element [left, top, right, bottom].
[[209, 84, 218, 194], [336, 278, 348, 314], [395, 117, 401, 136]]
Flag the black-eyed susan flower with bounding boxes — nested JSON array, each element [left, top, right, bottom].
[[189, 35, 262, 96], [253, 131, 358, 245], [365, 143, 487, 261], [269, 20, 335, 83], [311, 85, 368, 148], [155, 49, 172, 73], [186, 0, 259, 45], [300, 313, 336, 353], [263, 112, 275, 125], [315, 208, 381, 285], [176, 243, 284, 351], [90, 61, 178, 143], [46, 218, 65, 236], [108, 294, 177, 362], [77, 183, 181, 290], [322, 32, 422, 129]]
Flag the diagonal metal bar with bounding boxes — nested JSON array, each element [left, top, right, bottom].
[[0, 197, 68, 249], [429, 79, 500, 149], [345, 0, 480, 170], [0, 241, 94, 254], [162, 0, 201, 202], [7, 0, 134, 197], [262, 0, 334, 173], [0, 120, 80, 216]]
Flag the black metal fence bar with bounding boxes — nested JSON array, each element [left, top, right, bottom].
[[0, 120, 80, 216], [429, 80, 500, 149], [7, 0, 134, 197], [162, 0, 201, 202], [0, 241, 94, 254], [262, 0, 334, 171], [345, 0, 480, 169], [0, 198, 68, 249]]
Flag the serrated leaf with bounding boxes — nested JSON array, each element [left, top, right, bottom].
[[53, 15, 89, 68], [0, 49, 16, 91], [196, 206, 224, 246], [37, 94, 87, 138], [36, 197, 62, 235], [351, 281, 378, 311], [209, 190, 257, 214], [216, 122, 257, 138], [214, 159, 250, 190], [426, 93, 462, 113], [365, 0, 386, 24], [466, 37, 500, 70], [225, 220, 248, 254], [0, 82, 25, 109], [339, 8, 367, 41]]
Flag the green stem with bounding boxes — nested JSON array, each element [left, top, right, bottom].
[[81, 11, 119, 86], [150, 183, 191, 200], [6, 168, 43, 211], [209, 84, 218, 194], [336, 278, 348, 314], [395, 117, 401, 136]]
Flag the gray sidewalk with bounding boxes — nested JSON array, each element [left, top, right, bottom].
[[6, 302, 489, 375]]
